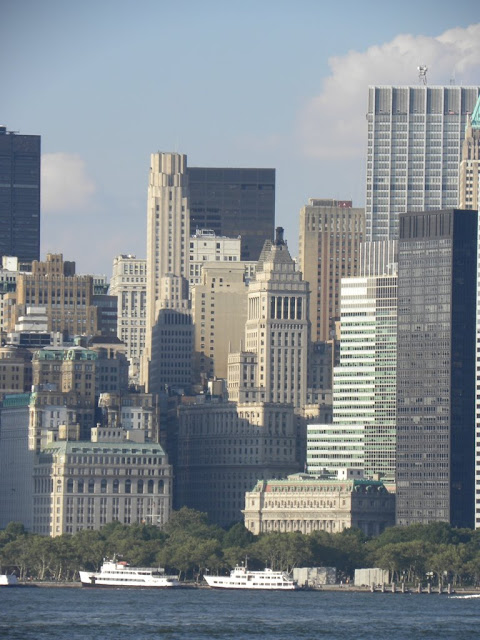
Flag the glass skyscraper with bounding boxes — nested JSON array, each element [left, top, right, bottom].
[[0, 126, 41, 262], [366, 86, 480, 242]]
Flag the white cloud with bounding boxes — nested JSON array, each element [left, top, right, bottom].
[[297, 23, 480, 159], [41, 152, 96, 214]]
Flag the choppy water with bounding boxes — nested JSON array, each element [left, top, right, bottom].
[[1, 587, 480, 639]]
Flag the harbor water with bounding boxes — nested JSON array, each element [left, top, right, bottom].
[[1, 587, 480, 639]]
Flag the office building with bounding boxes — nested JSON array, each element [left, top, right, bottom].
[[0, 126, 40, 262], [189, 166, 275, 261], [459, 94, 480, 210], [228, 228, 310, 409], [3, 254, 98, 338], [188, 229, 242, 287], [333, 274, 397, 480], [366, 85, 480, 242], [110, 255, 147, 384], [191, 262, 249, 382], [33, 428, 172, 536], [396, 208, 477, 529], [299, 199, 365, 342]]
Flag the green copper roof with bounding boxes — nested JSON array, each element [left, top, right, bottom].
[[471, 94, 480, 129]]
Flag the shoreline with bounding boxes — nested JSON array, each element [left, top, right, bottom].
[[11, 581, 480, 594]]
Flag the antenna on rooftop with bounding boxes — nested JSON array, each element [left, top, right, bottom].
[[417, 65, 428, 85]]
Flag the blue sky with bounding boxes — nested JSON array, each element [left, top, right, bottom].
[[1, 0, 479, 276]]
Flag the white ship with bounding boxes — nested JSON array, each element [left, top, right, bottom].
[[79, 558, 179, 588], [0, 574, 18, 586], [204, 564, 298, 590]]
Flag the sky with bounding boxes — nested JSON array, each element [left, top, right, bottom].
[[1, 0, 479, 277]]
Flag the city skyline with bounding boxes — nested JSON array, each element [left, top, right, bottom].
[[1, 2, 479, 275]]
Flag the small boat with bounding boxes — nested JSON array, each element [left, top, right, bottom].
[[79, 558, 179, 588], [0, 574, 18, 587], [204, 563, 297, 590]]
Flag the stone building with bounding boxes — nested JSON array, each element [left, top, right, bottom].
[[175, 399, 301, 526], [3, 253, 98, 338], [243, 470, 395, 537], [33, 427, 172, 536]]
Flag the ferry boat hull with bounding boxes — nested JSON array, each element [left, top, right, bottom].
[[0, 574, 18, 587]]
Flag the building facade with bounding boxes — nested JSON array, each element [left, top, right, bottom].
[[188, 166, 275, 262], [365, 85, 480, 242], [333, 274, 397, 480], [0, 126, 41, 262], [396, 209, 477, 528], [228, 228, 310, 409], [459, 94, 480, 210], [3, 254, 98, 338], [243, 472, 395, 537], [33, 434, 172, 536], [299, 199, 365, 342]]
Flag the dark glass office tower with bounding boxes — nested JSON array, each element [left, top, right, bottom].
[[396, 208, 477, 529], [188, 167, 275, 261], [0, 126, 41, 262]]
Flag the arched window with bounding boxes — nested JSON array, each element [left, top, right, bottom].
[[147, 480, 154, 494], [125, 479, 131, 494], [88, 479, 95, 494], [101, 479, 107, 494], [67, 478, 74, 494], [113, 479, 119, 494], [137, 479, 144, 494], [78, 480, 84, 494], [158, 480, 164, 494]]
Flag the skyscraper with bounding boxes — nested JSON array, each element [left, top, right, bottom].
[[396, 208, 477, 529], [459, 94, 480, 210], [298, 199, 364, 342], [0, 126, 41, 262], [366, 86, 480, 242], [143, 153, 192, 392], [188, 167, 275, 261]]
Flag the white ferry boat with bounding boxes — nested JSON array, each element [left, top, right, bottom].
[[204, 564, 298, 590], [0, 574, 18, 587], [79, 558, 179, 588]]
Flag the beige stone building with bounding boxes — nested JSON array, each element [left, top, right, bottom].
[[243, 471, 395, 537], [459, 95, 480, 210], [110, 255, 147, 384], [3, 253, 98, 338], [299, 199, 364, 342], [191, 262, 249, 382], [33, 428, 173, 536], [228, 228, 310, 409]]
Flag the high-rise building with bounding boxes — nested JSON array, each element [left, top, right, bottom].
[[227, 228, 310, 409], [333, 274, 397, 480], [189, 167, 275, 261], [110, 255, 147, 384], [366, 86, 480, 242], [143, 153, 192, 392], [396, 208, 478, 529], [459, 94, 480, 210], [299, 199, 365, 342], [0, 126, 40, 262]]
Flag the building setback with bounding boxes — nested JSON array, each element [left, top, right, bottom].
[[366, 85, 480, 242], [0, 126, 41, 263], [459, 94, 480, 210], [396, 208, 477, 528]]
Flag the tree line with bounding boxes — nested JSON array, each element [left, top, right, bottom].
[[2, 510, 480, 586]]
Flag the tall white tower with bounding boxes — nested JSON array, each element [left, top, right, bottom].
[[143, 153, 191, 391]]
